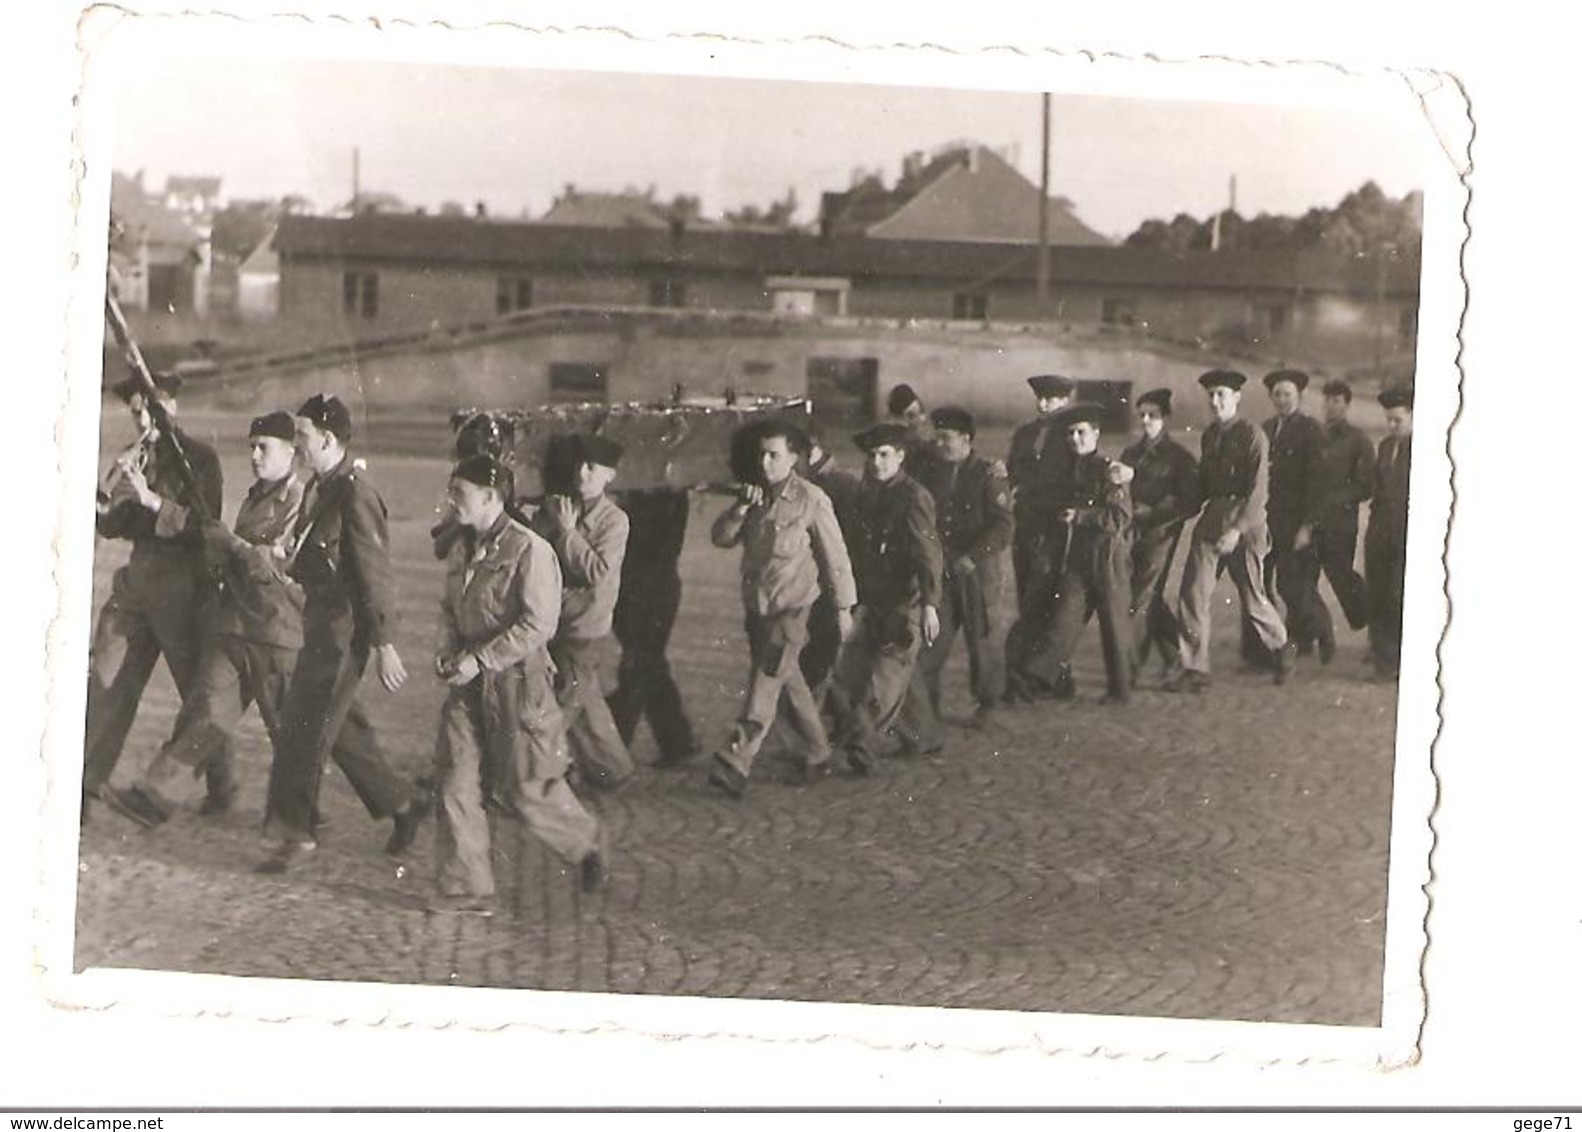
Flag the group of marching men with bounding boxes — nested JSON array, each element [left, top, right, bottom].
[[80, 361, 1413, 918]]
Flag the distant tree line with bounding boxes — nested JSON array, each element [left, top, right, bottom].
[[1124, 181, 1423, 257]]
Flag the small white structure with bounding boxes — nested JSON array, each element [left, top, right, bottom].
[[765, 275, 850, 318]]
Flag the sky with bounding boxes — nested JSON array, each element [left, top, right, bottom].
[[103, 51, 1429, 242]]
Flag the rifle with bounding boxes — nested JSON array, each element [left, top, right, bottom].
[[102, 288, 211, 522]]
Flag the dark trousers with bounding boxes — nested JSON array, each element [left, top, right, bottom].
[[1314, 514, 1370, 631], [1128, 528, 1184, 674], [1010, 525, 1048, 609], [1005, 525, 1069, 692], [83, 565, 208, 794], [1273, 540, 1334, 655], [1365, 523, 1407, 675], [1045, 541, 1132, 699], [829, 605, 940, 760], [916, 569, 1005, 711], [607, 644, 696, 762], [263, 614, 416, 843]]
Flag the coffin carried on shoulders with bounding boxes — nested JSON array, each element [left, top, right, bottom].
[[448, 393, 812, 496]]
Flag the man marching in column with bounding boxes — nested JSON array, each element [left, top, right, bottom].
[[103, 412, 304, 828], [913, 406, 1014, 727], [707, 420, 856, 797], [1252, 368, 1329, 664], [1312, 379, 1375, 646], [1006, 374, 1076, 608], [531, 434, 636, 793], [1366, 385, 1414, 681], [1168, 371, 1293, 693], [830, 422, 945, 774], [258, 394, 429, 873], [429, 455, 607, 916], [83, 372, 223, 818], [1120, 389, 1199, 685]]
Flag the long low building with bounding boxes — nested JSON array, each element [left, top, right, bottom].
[[272, 214, 1421, 379]]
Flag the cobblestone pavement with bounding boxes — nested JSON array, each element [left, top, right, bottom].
[[73, 442, 1402, 1026]]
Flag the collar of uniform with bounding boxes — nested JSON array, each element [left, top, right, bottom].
[[578, 492, 613, 523], [808, 451, 835, 479], [248, 472, 296, 503], [317, 452, 357, 487]]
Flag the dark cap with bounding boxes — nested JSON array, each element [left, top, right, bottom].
[[1263, 368, 1310, 393], [853, 422, 913, 453], [572, 433, 624, 469], [930, 406, 975, 438], [297, 394, 353, 443], [1321, 379, 1353, 402], [1136, 388, 1173, 415], [1378, 384, 1415, 410], [248, 411, 295, 442], [1198, 369, 1248, 393], [452, 412, 508, 461], [451, 454, 515, 496], [1062, 403, 1106, 429], [1028, 374, 1076, 399], [111, 370, 182, 402], [886, 383, 922, 417]]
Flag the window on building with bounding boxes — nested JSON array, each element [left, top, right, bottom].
[[649, 279, 687, 308], [1101, 297, 1138, 327], [1399, 305, 1419, 338], [496, 276, 534, 315], [952, 292, 989, 320], [1265, 303, 1289, 334], [342, 272, 378, 319], [548, 362, 608, 403]]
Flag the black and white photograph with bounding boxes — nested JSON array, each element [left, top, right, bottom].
[[36, 9, 1467, 1082]]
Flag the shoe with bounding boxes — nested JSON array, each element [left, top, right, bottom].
[[705, 756, 748, 799], [426, 893, 495, 917], [384, 798, 427, 856], [580, 826, 611, 894], [846, 745, 876, 777], [798, 757, 834, 787], [256, 840, 317, 874], [1163, 670, 1211, 694], [102, 785, 170, 830], [1051, 666, 1077, 701], [198, 788, 235, 817], [1272, 643, 1297, 686], [1318, 636, 1337, 666]]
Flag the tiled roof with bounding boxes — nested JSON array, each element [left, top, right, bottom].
[[274, 214, 1420, 296]]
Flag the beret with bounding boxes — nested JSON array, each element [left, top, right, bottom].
[[1262, 368, 1310, 393], [853, 421, 913, 452], [1027, 374, 1076, 399], [451, 454, 515, 494], [297, 393, 353, 442], [1198, 369, 1248, 392], [1062, 402, 1106, 429], [453, 412, 509, 461], [248, 411, 295, 442], [573, 433, 624, 469], [886, 383, 922, 417], [930, 406, 975, 437], [1378, 384, 1415, 410], [1136, 388, 1173, 415]]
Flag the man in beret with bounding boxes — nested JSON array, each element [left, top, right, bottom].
[[606, 485, 699, 769], [1247, 368, 1330, 665], [1009, 404, 1135, 704], [1312, 379, 1375, 641], [104, 411, 307, 828], [429, 454, 608, 915], [1366, 385, 1414, 680], [258, 394, 430, 873], [885, 382, 942, 481], [1120, 389, 1200, 684], [531, 433, 636, 792], [828, 422, 944, 773], [708, 419, 856, 796], [82, 371, 224, 819], [1169, 371, 1293, 692], [1006, 374, 1077, 613], [912, 406, 1014, 726]]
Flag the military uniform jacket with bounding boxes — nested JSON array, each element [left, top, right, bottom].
[[916, 451, 1014, 584], [1060, 451, 1133, 565], [531, 493, 628, 641], [287, 454, 399, 650], [1370, 435, 1412, 544], [97, 426, 223, 570], [807, 452, 861, 537], [711, 472, 857, 618], [1006, 415, 1072, 529], [1262, 412, 1326, 542], [848, 471, 943, 613], [1120, 433, 1200, 540], [1193, 417, 1272, 551], [439, 514, 568, 782], [1315, 420, 1375, 529], [214, 473, 306, 649]]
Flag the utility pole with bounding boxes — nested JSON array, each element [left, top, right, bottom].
[[1036, 93, 1051, 314], [352, 147, 361, 211]]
